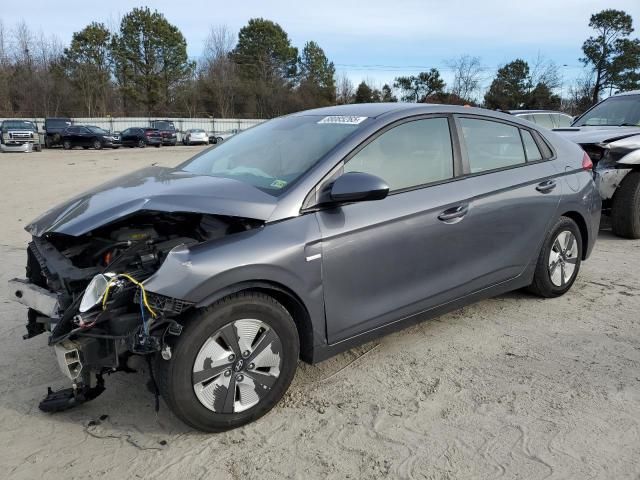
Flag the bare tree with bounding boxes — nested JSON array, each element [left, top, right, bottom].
[[336, 73, 354, 104], [200, 25, 237, 117], [529, 53, 560, 90], [447, 55, 482, 102]]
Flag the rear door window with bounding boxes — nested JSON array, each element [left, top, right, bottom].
[[458, 118, 526, 173]]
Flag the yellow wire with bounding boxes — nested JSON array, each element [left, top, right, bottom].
[[101, 273, 157, 318]]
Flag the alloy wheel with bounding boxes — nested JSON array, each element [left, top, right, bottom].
[[548, 230, 578, 287], [192, 319, 282, 413]]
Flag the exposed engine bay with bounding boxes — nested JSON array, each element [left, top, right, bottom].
[[9, 210, 263, 411]]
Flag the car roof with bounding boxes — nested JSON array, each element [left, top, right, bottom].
[[508, 110, 571, 115], [614, 90, 640, 97], [291, 103, 505, 119]]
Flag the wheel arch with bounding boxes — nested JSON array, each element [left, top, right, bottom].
[[194, 280, 315, 363], [559, 210, 589, 260]]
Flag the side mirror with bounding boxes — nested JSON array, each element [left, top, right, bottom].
[[330, 172, 389, 204]]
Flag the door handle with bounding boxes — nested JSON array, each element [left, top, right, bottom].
[[438, 204, 469, 222], [536, 180, 557, 193]]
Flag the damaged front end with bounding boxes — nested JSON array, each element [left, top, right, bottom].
[[579, 133, 640, 208], [8, 210, 262, 412]]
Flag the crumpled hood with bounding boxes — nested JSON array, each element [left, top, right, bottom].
[[26, 166, 277, 237], [555, 126, 640, 145]]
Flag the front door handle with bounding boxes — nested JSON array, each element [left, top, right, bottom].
[[438, 204, 469, 223], [536, 180, 557, 193]]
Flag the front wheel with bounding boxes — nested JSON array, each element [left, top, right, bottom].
[[156, 292, 299, 432], [611, 171, 640, 239], [528, 216, 582, 298]]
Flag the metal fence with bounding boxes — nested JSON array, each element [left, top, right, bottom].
[[0, 117, 265, 134]]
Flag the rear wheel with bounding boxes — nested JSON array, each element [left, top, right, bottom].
[[528, 216, 582, 298], [611, 171, 640, 239], [93, 140, 102, 150], [138, 139, 146, 148], [62, 140, 72, 150], [156, 292, 299, 432]]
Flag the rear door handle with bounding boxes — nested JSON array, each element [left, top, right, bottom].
[[536, 180, 557, 193], [438, 204, 469, 223]]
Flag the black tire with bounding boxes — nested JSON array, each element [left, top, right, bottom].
[[34, 144, 42, 152], [62, 140, 72, 150], [611, 171, 640, 239], [156, 292, 299, 432], [528, 216, 582, 298], [82, 146, 89, 149], [45, 137, 51, 148], [93, 140, 103, 150], [155, 144, 161, 148], [138, 139, 146, 148]]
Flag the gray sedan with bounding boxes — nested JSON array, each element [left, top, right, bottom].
[[9, 104, 601, 431]]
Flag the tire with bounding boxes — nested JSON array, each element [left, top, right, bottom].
[[93, 140, 103, 150], [138, 139, 146, 148], [528, 216, 582, 298], [62, 140, 72, 150], [216, 137, 223, 144], [611, 171, 640, 239], [45, 137, 51, 148], [82, 146, 89, 150], [156, 292, 299, 432], [155, 144, 161, 148], [34, 144, 42, 152]]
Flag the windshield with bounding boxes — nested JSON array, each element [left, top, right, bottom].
[[2, 120, 36, 132], [574, 94, 640, 127], [191, 129, 205, 133], [87, 126, 107, 134], [180, 115, 369, 195]]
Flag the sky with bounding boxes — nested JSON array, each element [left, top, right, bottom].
[[3, 0, 640, 96]]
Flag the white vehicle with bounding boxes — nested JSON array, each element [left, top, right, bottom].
[[182, 128, 209, 146]]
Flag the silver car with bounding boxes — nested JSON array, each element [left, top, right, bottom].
[[8, 104, 601, 431], [182, 128, 209, 146]]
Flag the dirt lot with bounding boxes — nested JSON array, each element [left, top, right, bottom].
[[1, 147, 639, 480]]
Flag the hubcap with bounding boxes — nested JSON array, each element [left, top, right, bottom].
[[548, 230, 578, 287], [192, 319, 282, 413]]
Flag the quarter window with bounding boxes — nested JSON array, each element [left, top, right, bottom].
[[520, 130, 542, 161], [459, 118, 526, 173], [344, 118, 454, 191]]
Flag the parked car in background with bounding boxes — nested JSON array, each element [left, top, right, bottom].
[[120, 127, 162, 147], [8, 104, 601, 432], [44, 117, 73, 148], [555, 90, 640, 238], [508, 110, 573, 129], [61, 125, 120, 150], [182, 128, 209, 145], [0, 119, 41, 152], [150, 119, 177, 146], [208, 130, 238, 144]]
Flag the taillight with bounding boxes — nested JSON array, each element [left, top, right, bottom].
[[582, 152, 593, 171]]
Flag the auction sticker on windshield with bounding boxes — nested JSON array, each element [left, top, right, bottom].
[[318, 116, 367, 125]]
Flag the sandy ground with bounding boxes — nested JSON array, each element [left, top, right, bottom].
[[1, 147, 639, 480]]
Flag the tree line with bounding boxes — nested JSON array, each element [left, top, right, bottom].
[[0, 7, 637, 119]]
